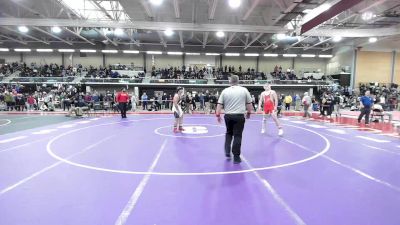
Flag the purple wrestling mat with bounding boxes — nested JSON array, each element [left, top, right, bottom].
[[0, 115, 399, 225]]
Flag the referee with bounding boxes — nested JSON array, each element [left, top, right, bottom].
[[216, 75, 253, 164]]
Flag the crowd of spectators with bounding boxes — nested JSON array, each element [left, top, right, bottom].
[[0, 62, 21, 76]]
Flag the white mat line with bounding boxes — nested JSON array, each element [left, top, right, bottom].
[[356, 136, 390, 143], [0, 136, 27, 144], [0, 135, 117, 195], [114, 139, 168, 225], [242, 157, 306, 225], [282, 138, 400, 193]]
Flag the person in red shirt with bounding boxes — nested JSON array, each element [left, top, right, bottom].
[[116, 88, 129, 118]]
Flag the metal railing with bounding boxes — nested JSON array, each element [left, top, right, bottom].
[[9, 76, 75, 83], [81, 78, 143, 84], [149, 79, 208, 84]]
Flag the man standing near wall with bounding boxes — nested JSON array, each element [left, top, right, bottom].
[[116, 88, 129, 118], [358, 90, 373, 125], [216, 75, 253, 164]]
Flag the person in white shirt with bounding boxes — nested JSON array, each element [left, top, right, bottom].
[[216, 75, 253, 164], [131, 93, 137, 112], [302, 92, 312, 118]]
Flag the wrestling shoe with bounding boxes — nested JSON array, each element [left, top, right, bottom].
[[278, 128, 284, 136]]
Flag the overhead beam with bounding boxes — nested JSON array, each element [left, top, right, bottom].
[[157, 31, 167, 48], [244, 33, 263, 50], [303, 37, 332, 50], [0, 34, 27, 45], [272, 0, 286, 11], [140, 0, 154, 18], [223, 32, 237, 49], [242, 0, 260, 21], [94, 28, 118, 46], [209, 0, 218, 20], [173, 0, 180, 19], [1, 27, 50, 45], [272, 0, 303, 25], [127, 29, 141, 47], [63, 28, 96, 45], [301, 0, 364, 34], [285, 36, 311, 50], [293, 0, 389, 50], [32, 27, 73, 45], [92, 1, 114, 20], [264, 42, 275, 50], [202, 32, 209, 48], [0, 18, 287, 34], [179, 31, 184, 48], [140, 0, 153, 18]]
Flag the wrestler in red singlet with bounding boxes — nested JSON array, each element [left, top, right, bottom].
[[263, 92, 275, 114]]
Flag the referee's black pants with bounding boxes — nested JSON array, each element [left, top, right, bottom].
[[119, 102, 127, 118], [358, 107, 371, 124], [224, 114, 245, 157]]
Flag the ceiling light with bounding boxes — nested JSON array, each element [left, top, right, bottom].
[[14, 48, 31, 52], [0, 48, 10, 52], [149, 0, 163, 6], [80, 49, 96, 53], [164, 29, 174, 36], [18, 26, 29, 33], [225, 53, 240, 56], [206, 53, 220, 56], [185, 53, 200, 55], [362, 12, 374, 21], [147, 51, 162, 55], [51, 26, 62, 34], [228, 0, 241, 9], [283, 54, 297, 57], [264, 53, 278, 57], [114, 28, 124, 36], [102, 50, 118, 53], [37, 49, 53, 52], [276, 33, 287, 40], [319, 55, 333, 58], [58, 49, 75, 52], [216, 31, 225, 38], [333, 36, 342, 42], [302, 9, 312, 14], [167, 52, 183, 55], [301, 54, 316, 58], [123, 50, 139, 54], [244, 53, 259, 57], [369, 37, 377, 43]]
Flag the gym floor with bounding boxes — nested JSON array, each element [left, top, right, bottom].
[[0, 113, 399, 225]]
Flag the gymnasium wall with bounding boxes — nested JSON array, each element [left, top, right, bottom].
[[222, 56, 257, 71], [105, 54, 143, 67], [294, 58, 328, 74], [355, 51, 392, 86], [149, 55, 182, 71], [0, 52, 21, 63], [259, 57, 292, 73], [394, 52, 400, 84], [185, 55, 215, 67], [326, 46, 353, 75]]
